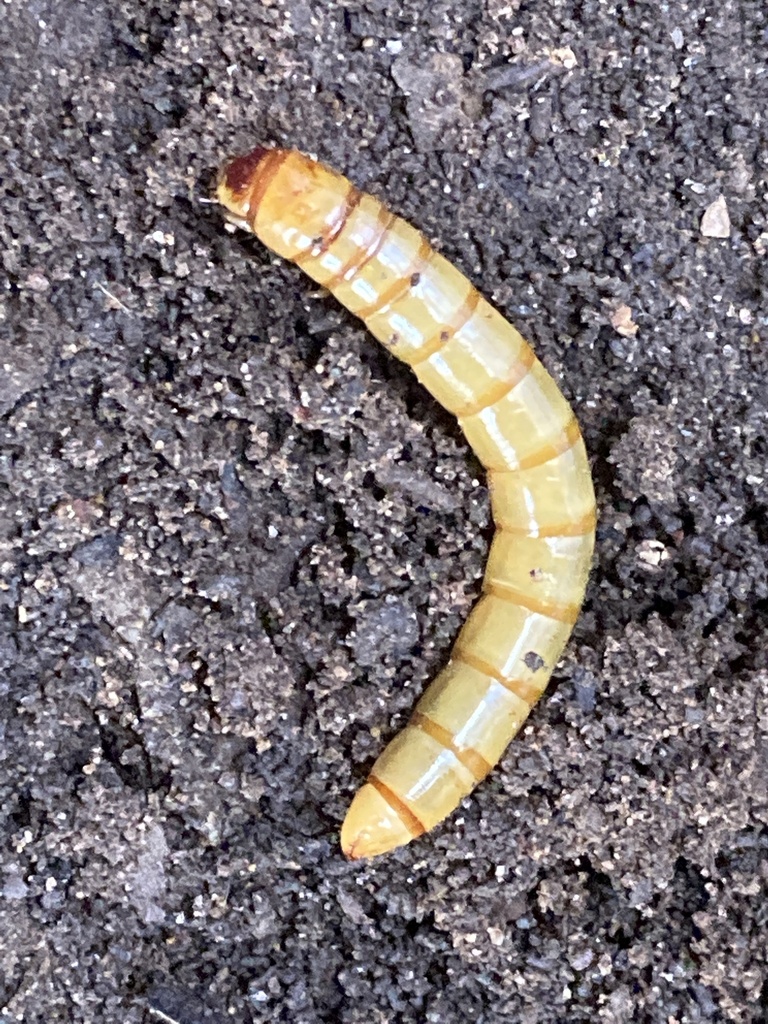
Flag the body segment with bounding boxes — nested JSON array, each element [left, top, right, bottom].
[[217, 148, 597, 859]]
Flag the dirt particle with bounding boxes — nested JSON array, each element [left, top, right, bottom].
[[700, 195, 731, 238], [524, 651, 546, 673]]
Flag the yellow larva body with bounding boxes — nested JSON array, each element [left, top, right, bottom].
[[217, 148, 597, 859]]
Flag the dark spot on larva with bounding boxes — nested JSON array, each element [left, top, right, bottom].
[[529, 568, 544, 581], [410, 272, 421, 286], [388, 333, 400, 348], [440, 330, 450, 342], [524, 651, 546, 673], [312, 235, 323, 246]]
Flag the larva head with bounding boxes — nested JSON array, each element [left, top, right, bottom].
[[217, 147, 352, 260], [340, 783, 415, 859], [216, 146, 275, 229]]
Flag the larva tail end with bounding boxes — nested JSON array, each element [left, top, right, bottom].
[[341, 784, 415, 860], [216, 146, 276, 225]]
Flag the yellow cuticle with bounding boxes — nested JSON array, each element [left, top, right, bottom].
[[218, 148, 597, 858]]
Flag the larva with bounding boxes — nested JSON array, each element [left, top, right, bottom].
[[217, 147, 596, 859]]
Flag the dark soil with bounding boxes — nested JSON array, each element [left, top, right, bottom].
[[1, 1, 766, 1022]]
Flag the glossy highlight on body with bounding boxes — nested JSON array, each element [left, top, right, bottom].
[[217, 146, 597, 859]]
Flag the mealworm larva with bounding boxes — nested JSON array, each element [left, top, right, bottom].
[[217, 147, 596, 860]]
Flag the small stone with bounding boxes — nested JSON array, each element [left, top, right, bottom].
[[609, 303, 639, 338], [700, 196, 731, 238], [22, 271, 50, 292], [551, 46, 577, 69], [569, 948, 595, 972], [3, 875, 29, 899]]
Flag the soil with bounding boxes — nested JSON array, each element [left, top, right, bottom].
[[1, 1, 766, 1022]]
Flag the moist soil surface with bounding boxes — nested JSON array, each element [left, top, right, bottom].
[[1, 1, 767, 1022]]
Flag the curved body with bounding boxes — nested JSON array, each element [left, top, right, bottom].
[[217, 148, 596, 859]]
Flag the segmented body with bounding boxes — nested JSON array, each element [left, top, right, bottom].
[[217, 147, 596, 859]]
